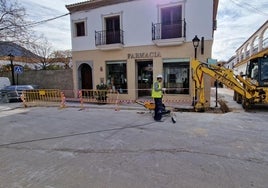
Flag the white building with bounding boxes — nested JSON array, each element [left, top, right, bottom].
[[234, 20, 268, 75], [66, 0, 218, 104]]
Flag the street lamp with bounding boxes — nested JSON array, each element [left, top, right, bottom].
[[191, 35, 200, 107], [192, 35, 200, 59], [8, 53, 15, 85]]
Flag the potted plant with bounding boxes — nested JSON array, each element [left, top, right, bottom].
[[95, 83, 108, 103]]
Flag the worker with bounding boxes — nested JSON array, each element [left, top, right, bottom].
[[151, 74, 166, 121]]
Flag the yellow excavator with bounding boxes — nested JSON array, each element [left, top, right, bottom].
[[191, 52, 268, 112]]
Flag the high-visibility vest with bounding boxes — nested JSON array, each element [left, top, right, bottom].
[[151, 81, 162, 98]]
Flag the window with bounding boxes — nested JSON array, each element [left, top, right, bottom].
[[251, 63, 259, 80], [161, 5, 182, 39], [75, 21, 85, 37], [106, 61, 127, 93], [105, 16, 120, 44], [261, 60, 268, 81], [163, 59, 189, 94]]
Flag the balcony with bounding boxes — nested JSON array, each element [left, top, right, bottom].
[[95, 30, 124, 50], [152, 20, 186, 46]]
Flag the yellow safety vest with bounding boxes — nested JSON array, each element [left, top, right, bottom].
[[151, 81, 162, 98]]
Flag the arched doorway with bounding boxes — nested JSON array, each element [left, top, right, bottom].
[[80, 63, 93, 89]]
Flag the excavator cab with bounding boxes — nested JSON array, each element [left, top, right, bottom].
[[246, 54, 268, 87]]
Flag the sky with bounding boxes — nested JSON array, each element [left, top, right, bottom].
[[19, 0, 268, 61]]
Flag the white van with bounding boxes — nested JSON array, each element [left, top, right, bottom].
[[0, 77, 11, 90]]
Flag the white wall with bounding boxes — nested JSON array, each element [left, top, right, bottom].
[[185, 0, 214, 41], [70, 0, 214, 51]]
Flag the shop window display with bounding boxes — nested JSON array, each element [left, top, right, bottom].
[[106, 62, 127, 93], [163, 61, 189, 94]]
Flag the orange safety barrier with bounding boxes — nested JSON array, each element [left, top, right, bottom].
[[78, 89, 120, 110], [78, 90, 84, 109], [74, 88, 192, 109], [22, 89, 62, 107], [21, 88, 193, 109], [60, 92, 66, 108]]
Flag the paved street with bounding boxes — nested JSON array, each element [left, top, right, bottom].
[[0, 89, 268, 188]]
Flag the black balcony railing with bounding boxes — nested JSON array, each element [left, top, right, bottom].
[[95, 30, 124, 46], [152, 19, 186, 40]]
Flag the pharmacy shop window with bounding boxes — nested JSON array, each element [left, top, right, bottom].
[[163, 60, 189, 94], [106, 61, 128, 94]]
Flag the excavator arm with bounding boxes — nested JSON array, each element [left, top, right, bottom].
[[191, 59, 260, 111]]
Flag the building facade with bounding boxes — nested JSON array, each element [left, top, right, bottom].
[[66, 0, 218, 103], [234, 20, 268, 75]]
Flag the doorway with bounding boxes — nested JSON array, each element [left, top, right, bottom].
[[137, 60, 153, 97], [80, 63, 93, 90]]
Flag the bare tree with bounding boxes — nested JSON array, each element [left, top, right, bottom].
[[0, 0, 29, 43], [0, 0, 71, 69], [0, 0, 47, 55], [51, 50, 72, 69], [27, 36, 54, 70]]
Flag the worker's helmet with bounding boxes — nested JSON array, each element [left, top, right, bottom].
[[157, 74, 163, 79]]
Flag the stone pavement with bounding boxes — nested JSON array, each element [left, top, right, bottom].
[[0, 102, 21, 111]]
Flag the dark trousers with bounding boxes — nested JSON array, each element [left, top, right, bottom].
[[154, 98, 163, 121]]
